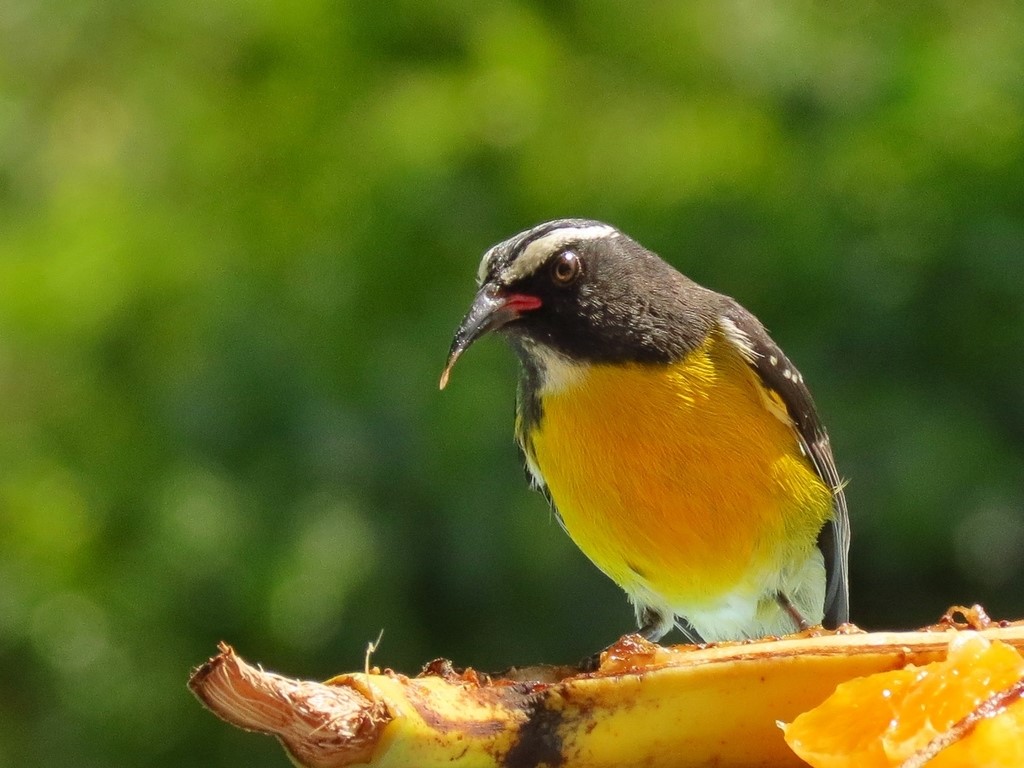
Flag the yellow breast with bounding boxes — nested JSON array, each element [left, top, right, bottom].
[[524, 332, 833, 607]]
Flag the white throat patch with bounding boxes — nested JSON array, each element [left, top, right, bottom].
[[526, 341, 589, 395]]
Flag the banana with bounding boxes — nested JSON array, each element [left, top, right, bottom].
[[188, 607, 1024, 768]]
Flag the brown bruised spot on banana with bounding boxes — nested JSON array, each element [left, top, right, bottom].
[[188, 607, 1024, 768]]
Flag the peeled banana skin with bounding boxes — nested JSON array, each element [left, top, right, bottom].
[[188, 608, 1024, 768]]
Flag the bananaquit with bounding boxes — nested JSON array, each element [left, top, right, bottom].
[[440, 220, 850, 642]]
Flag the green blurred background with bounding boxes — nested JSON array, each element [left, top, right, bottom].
[[1, 1, 1023, 765]]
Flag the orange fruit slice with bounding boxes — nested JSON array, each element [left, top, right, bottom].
[[782, 633, 1024, 767]]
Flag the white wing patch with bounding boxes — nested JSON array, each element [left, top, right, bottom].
[[717, 316, 758, 363], [718, 315, 806, 427]]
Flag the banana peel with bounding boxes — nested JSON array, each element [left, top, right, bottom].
[[189, 606, 1024, 768]]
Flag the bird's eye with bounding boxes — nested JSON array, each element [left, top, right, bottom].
[[550, 251, 581, 287]]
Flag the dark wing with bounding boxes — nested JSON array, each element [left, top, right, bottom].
[[718, 302, 850, 628], [514, 374, 569, 533]]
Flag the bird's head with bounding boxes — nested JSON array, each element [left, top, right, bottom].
[[440, 219, 711, 390]]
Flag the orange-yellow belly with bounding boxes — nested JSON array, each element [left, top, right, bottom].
[[525, 334, 832, 607]]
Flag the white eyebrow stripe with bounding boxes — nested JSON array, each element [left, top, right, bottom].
[[476, 246, 499, 284], [501, 224, 618, 283]]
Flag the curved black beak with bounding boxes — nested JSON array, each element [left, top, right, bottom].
[[439, 285, 541, 389]]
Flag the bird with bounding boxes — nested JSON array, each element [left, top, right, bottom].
[[439, 219, 849, 643]]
